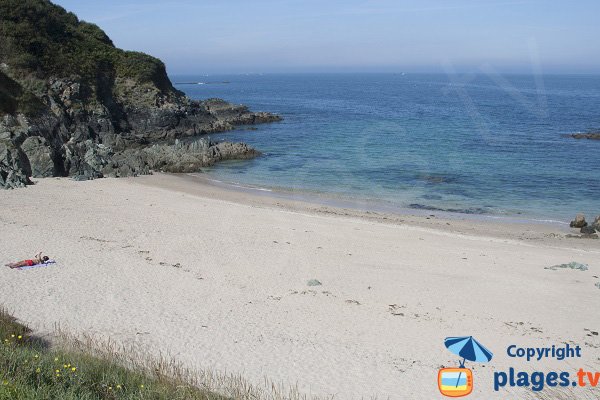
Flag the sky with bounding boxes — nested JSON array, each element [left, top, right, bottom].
[[53, 0, 600, 75]]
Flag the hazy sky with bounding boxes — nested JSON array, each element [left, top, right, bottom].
[[53, 0, 600, 75]]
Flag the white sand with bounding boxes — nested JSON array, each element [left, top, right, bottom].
[[1, 175, 599, 399]]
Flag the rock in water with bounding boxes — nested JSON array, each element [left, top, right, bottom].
[[570, 214, 588, 228], [581, 226, 596, 235], [570, 132, 600, 140]]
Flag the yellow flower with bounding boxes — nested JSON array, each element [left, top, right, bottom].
[[11, 334, 15, 338], [17, 335, 22, 339], [108, 386, 112, 390], [140, 384, 144, 388], [56, 373, 61, 377], [116, 385, 122, 389], [36, 368, 41, 373], [67, 364, 71, 368], [34, 354, 39, 358], [55, 369, 60, 373], [63, 364, 68, 369], [54, 357, 59, 362], [71, 367, 76, 372]]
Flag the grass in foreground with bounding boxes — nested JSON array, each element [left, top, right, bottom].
[[0, 308, 332, 400], [0, 308, 227, 399], [3, 307, 598, 400]]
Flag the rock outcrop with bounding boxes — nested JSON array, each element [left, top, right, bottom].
[[570, 132, 600, 140], [592, 216, 600, 231], [569, 214, 587, 228], [0, 0, 281, 189], [581, 226, 596, 235], [0, 139, 31, 188]]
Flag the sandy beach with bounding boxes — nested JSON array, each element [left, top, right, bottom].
[[1, 174, 599, 399]]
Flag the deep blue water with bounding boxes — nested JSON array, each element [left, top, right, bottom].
[[172, 73, 600, 221]]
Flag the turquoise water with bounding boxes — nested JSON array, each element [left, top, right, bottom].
[[172, 73, 600, 221]]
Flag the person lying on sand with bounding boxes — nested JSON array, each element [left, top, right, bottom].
[[5, 252, 49, 269]]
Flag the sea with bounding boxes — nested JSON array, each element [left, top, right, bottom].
[[171, 73, 600, 223]]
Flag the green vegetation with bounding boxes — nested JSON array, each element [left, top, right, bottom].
[[1, 308, 333, 400], [0, 0, 171, 85], [0, 71, 45, 116], [0, 308, 228, 399], [0, 0, 180, 115]]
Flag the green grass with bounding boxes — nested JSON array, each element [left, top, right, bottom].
[[0, 308, 228, 399], [0, 308, 335, 400]]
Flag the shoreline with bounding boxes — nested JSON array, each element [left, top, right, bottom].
[[193, 173, 571, 226], [134, 173, 595, 249], [1, 175, 599, 399]]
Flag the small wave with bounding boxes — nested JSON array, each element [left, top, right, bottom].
[[408, 203, 489, 215], [228, 183, 272, 192], [203, 176, 273, 192]]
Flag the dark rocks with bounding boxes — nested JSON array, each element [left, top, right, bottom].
[[592, 216, 600, 231], [0, 139, 31, 188], [21, 136, 55, 177], [581, 226, 596, 235], [570, 214, 588, 228], [131, 138, 259, 174], [202, 98, 282, 126], [570, 132, 600, 140], [0, 82, 280, 188], [566, 214, 598, 239], [211, 141, 259, 161], [57, 138, 259, 178]]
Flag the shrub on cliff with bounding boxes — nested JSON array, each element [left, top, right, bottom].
[[0, 0, 178, 115], [0, 71, 45, 116]]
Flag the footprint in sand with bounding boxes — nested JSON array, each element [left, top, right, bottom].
[[584, 328, 599, 337], [81, 235, 113, 243], [389, 304, 406, 316], [504, 321, 544, 336]]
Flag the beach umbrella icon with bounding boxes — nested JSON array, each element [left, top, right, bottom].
[[445, 336, 493, 366], [444, 336, 493, 389]]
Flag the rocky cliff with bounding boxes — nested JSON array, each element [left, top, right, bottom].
[[0, 0, 280, 188]]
